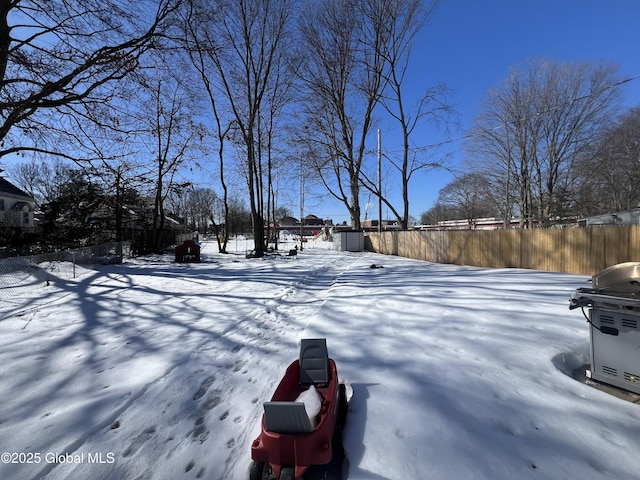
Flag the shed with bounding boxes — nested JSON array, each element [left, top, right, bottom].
[[333, 231, 364, 252], [175, 240, 201, 263]]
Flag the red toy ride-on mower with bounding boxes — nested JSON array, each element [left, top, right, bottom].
[[250, 339, 350, 480]]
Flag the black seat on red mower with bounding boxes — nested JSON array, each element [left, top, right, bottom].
[[299, 338, 329, 386]]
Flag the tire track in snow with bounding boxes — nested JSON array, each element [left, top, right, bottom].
[[217, 252, 358, 354], [260, 253, 357, 329]]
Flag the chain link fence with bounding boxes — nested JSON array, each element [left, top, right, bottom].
[[0, 241, 131, 318]]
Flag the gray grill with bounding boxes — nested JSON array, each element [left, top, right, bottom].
[[570, 262, 640, 394]]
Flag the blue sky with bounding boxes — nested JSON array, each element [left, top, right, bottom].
[[6, 1, 638, 227], [315, 0, 640, 225]]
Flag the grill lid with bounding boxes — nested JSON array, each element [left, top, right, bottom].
[[592, 261, 640, 294]]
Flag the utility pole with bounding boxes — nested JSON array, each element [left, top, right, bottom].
[[378, 129, 382, 234], [300, 157, 304, 251]]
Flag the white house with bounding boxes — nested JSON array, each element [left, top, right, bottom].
[[0, 176, 35, 229]]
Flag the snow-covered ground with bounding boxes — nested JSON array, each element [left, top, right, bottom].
[[1, 238, 639, 480]]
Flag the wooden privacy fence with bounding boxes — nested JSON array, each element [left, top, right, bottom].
[[365, 225, 640, 275]]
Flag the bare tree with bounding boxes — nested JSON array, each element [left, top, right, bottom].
[[419, 201, 458, 225], [573, 105, 640, 215], [535, 61, 620, 223], [467, 59, 621, 227], [134, 73, 197, 252], [435, 173, 496, 225], [260, 63, 295, 250], [297, 0, 386, 230], [91, 159, 150, 242], [368, 0, 455, 230], [184, 0, 295, 257], [181, 1, 238, 252], [8, 158, 70, 206], [172, 186, 217, 233], [0, 0, 180, 165]]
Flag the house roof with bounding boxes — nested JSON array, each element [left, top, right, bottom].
[[579, 207, 640, 226], [0, 177, 34, 200]]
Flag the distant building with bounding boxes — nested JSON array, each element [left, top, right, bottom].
[[279, 215, 300, 226], [275, 214, 333, 229], [361, 219, 399, 231], [416, 217, 537, 231], [304, 214, 332, 226], [0, 176, 36, 229], [578, 208, 640, 226]]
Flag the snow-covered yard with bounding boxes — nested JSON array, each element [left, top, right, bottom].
[[1, 239, 639, 480]]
